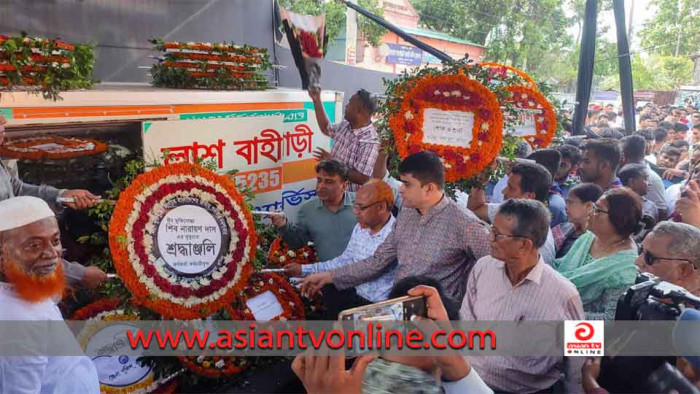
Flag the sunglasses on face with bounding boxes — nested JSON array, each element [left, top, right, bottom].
[[638, 247, 690, 266]]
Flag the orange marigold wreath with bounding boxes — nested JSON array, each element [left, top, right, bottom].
[[109, 162, 256, 320], [388, 73, 503, 182], [504, 85, 558, 149], [0, 136, 107, 160]]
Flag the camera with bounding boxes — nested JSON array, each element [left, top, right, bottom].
[[615, 273, 700, 321], [647, 362, 699, 394]]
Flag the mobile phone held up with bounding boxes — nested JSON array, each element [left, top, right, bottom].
[[338, 295, 427, 322]]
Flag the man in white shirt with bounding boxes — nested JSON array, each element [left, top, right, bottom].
[[286, 180, 397, 316], [468, 162, 557, 264], [461, 199, 584, 393], [0, 196, 99, 393]]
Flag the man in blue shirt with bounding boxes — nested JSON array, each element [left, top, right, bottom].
[[527, 149, 568, 227], [285, 180, 396, 308]]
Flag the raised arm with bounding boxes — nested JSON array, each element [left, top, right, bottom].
[[309, 88, 331, 137]]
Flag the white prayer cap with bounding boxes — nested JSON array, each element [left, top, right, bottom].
[[0, 196, 55, 232]]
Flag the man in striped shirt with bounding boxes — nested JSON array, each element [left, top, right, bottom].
[[300, 151, 491, 303], [309, 88, 379, 192], [461, 199, 585, 393]]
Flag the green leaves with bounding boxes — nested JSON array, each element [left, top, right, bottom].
[[0, 34, 95, 101]]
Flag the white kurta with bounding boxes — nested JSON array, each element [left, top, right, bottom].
[[0, 282, 99, 394]]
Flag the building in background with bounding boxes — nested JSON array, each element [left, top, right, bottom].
[[327, 0, 485, 74]]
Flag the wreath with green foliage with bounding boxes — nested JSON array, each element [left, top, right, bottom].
[[0, 32, 95, 101], [375, 56, 565, 194]]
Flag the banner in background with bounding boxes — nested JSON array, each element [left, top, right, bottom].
[[142, 112, 331, 221]]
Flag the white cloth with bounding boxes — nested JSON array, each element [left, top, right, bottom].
[[645, 154, 657, 165], [486, 203, 556, 265], [442, 367, 494, 394], [383, 175, 404, 211], [645, 164, 668, 212], [490, 176, 508, 204], [302, 217, 397, 302], [0, 196, 55, 232], [0, 283, 99, 394], [454, 189, 470, 208], [666, 183, 683, 215]]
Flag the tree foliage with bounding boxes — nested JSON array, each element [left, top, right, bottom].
[[277, 0, 386, 47], [599, 54, 693, 90], [412, 0, 573, 74], [639, 0, 700, 57]]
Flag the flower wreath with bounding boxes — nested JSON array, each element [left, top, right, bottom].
[[267, 237, 318, 267], [478, 62, 538, 90], [0, 136, 107, 160], [240, 272, 305, 321], [388, 73, 504, 182], [503, 85, 557, 149], [177, 308, 249, 379], [70, 299, 156, 394], [109, 162, 256, 319]]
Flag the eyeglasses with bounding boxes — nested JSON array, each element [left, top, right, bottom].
[[639, 247, 690, 266], [592, 205, 609, 215], [353, 201, 382, 212], [489, 228, 529, 242]]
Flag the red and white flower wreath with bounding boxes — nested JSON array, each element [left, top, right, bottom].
[[504, 85, 558, 149], [388, 73, 504, 182], [109, 162, 256, 320]]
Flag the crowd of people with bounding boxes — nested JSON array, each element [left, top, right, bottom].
[[1, 91, 700, 393], [285, 97, 700, 393]]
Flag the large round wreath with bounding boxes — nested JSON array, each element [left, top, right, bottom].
[[388, 73, 504, 182], [0, 136, 107, 160], [71, 299, 157, 394], [109, 162, 256, 319], [504, 85, 557, 149]]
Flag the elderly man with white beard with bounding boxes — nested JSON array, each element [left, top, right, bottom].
[[0, 115, 107, 289], [0, 196, 99, 393]]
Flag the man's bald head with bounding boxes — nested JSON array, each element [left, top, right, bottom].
[[353, 180, 394, 229], [358, 179, 394, 211]]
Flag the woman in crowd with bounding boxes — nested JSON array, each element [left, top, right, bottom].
[[552, 183, 604, 258], [553, 188, 642, 320]]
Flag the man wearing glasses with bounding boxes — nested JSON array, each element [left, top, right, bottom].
[[636, 221, 700, 296], [460, 199, 585, 393], [285, 179, 396, 315]]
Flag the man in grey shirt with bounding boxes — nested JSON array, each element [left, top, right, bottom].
[[271, 159, 357, 261], [0, 115, 106, 288]]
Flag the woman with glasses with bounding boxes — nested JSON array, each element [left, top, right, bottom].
[[552, 183, 604, 259], [553, 188, 643, 320]]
